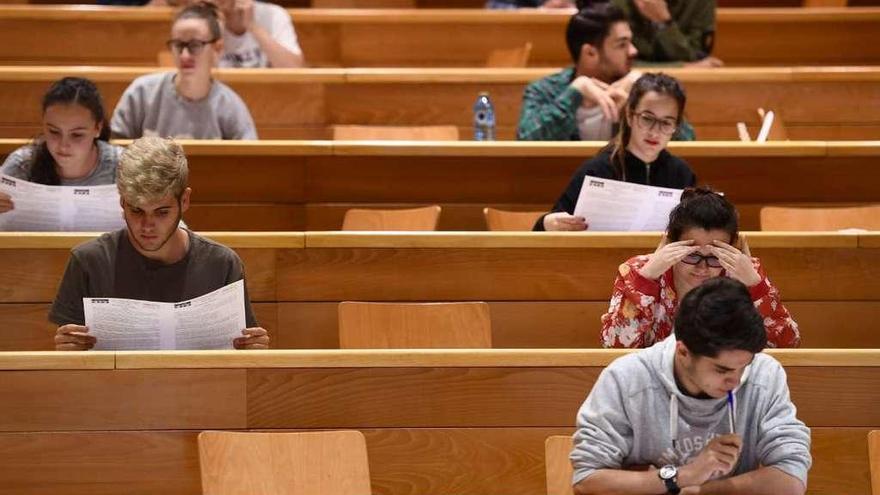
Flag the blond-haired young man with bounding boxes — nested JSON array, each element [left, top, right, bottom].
[[50, 137, 269, 350]]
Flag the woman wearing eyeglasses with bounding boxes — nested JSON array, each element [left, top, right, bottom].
[[600, 186, 801, 349], [534, 72, 695, 231], [110, 2, 257, 140]]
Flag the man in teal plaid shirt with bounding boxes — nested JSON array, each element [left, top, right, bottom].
[[516, 3, 695, 142]]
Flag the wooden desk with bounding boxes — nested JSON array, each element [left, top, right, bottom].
[[0, 349, 874, 494], [5, 139, 879, 231], [1, 66, 878, 140], [1, 232, 878, 350], [0, 7, 878, 67]]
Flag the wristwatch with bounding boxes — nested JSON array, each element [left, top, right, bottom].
[[658, 465, 681, 495]]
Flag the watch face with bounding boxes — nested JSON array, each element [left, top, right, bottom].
[[659, 465, 677, 480]]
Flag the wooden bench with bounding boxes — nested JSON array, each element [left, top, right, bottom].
[[2, 232, 878, 350], [5, 139, 879, 231], [0, 349, 874, 494], [0, 7, 878, 67], [1, 67, 878, 140]]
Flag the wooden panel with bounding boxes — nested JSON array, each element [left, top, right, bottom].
[[0, 303, 53, 350], [276, 247, 638, 301], [185, 203, 306, 231], [0, 68, 878, 140], [233, 248, 277, 302], [276, 246, 879, 301], [1, 8, 879, 67], [247, 366, 880, 428], [0, 427, 867, 495], [0, 249, 70, 302], [247, 367, 596, 428], [0, 370, 246, 431], [2, 300, 874, 353]]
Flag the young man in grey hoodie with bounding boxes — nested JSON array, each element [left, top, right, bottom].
[[571, 277, 811, 495]]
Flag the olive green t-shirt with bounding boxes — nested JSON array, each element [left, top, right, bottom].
[[49, 228, 258, 328]]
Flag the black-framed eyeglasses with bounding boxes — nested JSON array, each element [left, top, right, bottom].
[[633, 112, 678, 136], [165, 38, 218, 56], [680, 253, 723, 268]]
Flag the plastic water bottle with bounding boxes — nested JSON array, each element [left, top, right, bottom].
[[473, 92, 496, 141]]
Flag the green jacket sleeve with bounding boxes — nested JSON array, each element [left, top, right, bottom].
[[653, 1, 716, 61], [517, 81, 583, 141]]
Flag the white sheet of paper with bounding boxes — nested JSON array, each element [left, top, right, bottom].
[[573, 177, 683, 231], [84, 280, 247, 350], [0, 174, 125, 231]]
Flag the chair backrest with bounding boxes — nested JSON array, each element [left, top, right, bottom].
[[483, 207, 545, 231], [342, 205, 442, 231], [760, 205, 880, 230], [870, 430, 880, 495], [338, 301, 492, 348], [486, 42, 533, 68], [198, 430, 372, 495], [545, 435, 574, 495], [332, 125, 460, 141]]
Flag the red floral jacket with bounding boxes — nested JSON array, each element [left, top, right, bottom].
[[600, 255, 801, 349]]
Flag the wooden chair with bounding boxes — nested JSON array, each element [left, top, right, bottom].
[[870, 430, 880, 495], [198, 430, 372, 495], [483, 207, 545, 231], [760, 205, 880, 230], [486, 42, 533, 68], [332, 125, 459, 141], [338, 301, 492, 348], [341, 205, 442, 231], [545, 435, 575, 495]]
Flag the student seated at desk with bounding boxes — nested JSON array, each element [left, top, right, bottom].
[[534, 72, 696, 231], [601, 187, 800, 349], [209, 0, 305, 68], [608, 0, 722, 67], [0, 77, 123, 214], [50, 137, 269, 351], [572, 277, 811, 495], [516, 3, 695, 142], [110, 2, 258, 140]]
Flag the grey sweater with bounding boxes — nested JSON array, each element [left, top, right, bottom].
[[571, 336, 811, 487], [111, 72, 257, 140]]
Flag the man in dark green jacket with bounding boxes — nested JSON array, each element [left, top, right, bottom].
[[517, 3, 695, 141], [610, 0, 720, 65]]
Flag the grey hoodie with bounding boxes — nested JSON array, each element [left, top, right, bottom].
[[571, 336, 811, 487]]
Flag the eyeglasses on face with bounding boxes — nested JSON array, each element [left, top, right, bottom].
[[680, 253, 723, 268], [633, 112, 678, 135], [165, 38, 218, 56]]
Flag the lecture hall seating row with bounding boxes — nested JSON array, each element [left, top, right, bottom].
[[0, 66, 878, 140], [3, 232, 879, 350], [0, 6, 878, 67], [0, 349, 875, 495], [5, 139, 878, 231]]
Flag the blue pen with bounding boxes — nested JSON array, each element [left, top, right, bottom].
[[727, 390, 736, 434]]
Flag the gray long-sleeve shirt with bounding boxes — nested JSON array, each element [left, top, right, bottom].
[[110, 72, 258, 140]]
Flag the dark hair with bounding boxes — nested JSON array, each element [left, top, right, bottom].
[[29, 77, 110, 185], [675, 277, 767, 358], [565, 3, 627, 64], [174, 2, 222, 41], [607, 73, 687, 181], [666, 186, 738, 244]]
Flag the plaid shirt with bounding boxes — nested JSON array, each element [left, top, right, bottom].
[[516, 67, 696, 142]]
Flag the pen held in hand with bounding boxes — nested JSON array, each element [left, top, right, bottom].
[[727, 390, 736, 434]]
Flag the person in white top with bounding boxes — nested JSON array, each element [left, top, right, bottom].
[[213, 0, 305, 68]]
